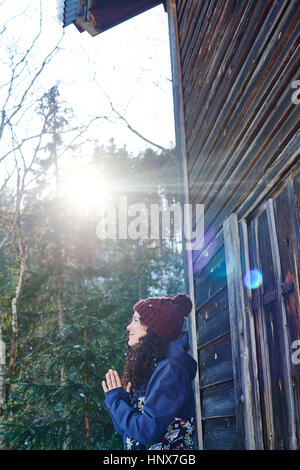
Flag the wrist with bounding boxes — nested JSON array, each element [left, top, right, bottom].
[[104, 387, 131, 405]]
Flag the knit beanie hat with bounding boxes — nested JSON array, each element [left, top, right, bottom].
[[133, 293, 193, 342]]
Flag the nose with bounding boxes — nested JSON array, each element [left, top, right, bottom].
[[127, 322, 132, 332]]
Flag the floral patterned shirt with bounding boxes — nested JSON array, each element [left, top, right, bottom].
[[125, 391, 196, 450]]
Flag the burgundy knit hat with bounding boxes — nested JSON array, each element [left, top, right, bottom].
[[133, 293, 193, 342]]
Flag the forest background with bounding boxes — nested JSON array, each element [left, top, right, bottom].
[[0, 1, 185, 450]]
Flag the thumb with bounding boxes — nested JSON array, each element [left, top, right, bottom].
[[126, 382, 131, 393]]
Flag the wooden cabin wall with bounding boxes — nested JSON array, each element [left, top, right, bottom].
[[173, 0, 300, 449]]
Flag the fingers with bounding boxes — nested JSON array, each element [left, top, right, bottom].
[[102, 380, 108, 393], [113, 370, 122, 388], [126, 382, 131, 393], [109, 370, 117, 389], [103, 369, 121, 392], [105, 371, 113, 390]]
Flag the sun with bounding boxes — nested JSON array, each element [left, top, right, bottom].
[[63, 166, 110, 211]]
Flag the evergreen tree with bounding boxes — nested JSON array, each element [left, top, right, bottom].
[[0, 92, 184, 449]]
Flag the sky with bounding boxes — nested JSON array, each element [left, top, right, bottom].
[[0, 0, 175, 157]]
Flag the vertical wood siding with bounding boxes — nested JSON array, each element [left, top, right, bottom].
[[247, 168, 300, 449], [175, 0, 300, 449], [194, 242, 238, 448]]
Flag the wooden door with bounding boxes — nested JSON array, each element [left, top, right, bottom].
[[224, 167, 300, 449]]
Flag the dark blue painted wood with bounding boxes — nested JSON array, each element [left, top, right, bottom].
[[203, 417, 237, 450], [197, 288, 230, 348], [201, 380, 235, 419], [199, 334, 234, 388]]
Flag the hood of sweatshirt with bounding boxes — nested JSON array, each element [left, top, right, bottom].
[[166, 330, 197, 380]]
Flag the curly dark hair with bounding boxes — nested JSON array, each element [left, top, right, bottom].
[[122, 320, 169, 391]]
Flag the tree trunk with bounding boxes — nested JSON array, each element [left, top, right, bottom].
[[82, 276, 90, 449], [0, 313, 6, 449], [5, 218, 26, 404]]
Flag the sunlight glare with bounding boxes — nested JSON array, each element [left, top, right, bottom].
[[64, 167, 110, 211]]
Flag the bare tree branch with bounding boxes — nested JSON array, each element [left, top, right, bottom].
[[57, 115, 110, 161], [0, 170, 22, 252], [0, 21, 64, 142], [0, 170, 13, 193], [109, 100, 172, 154], [1, 0, 43, 114], [92, 78, 172, 154], [0, 132, 45, 164]]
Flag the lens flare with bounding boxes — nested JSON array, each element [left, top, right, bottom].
[[186, 225, 218, 276], [243, 269, 263, 290]]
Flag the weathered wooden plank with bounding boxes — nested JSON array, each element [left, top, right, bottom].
[[202, 416, 237, 450], [224, 213, 257, 449], [176, 0, 187, 24], [252, 282, 294, 310], [266, 198, 298, 449], [273, 182, 300, 343], [239, 218, 264, 449], [292, 170, 300, 445], [183, 3, 248, 148], [236, 131, 300, 220], [273, 178, 300, 445], [294, 169, 300, 224], [181, 0, 238, 88], [192, 226, 225, 280], [197, 289, 230, 348], [198, 333, 234, 389], [257, 209, 290, 449], [177, 0, 199, 49], [183, 0, 251, 118], [176, 0, 185, 13], [248, 215, 275, 449], [181, 0, 228, 97], [193, 241, 227, 308], [182, 0, 249, 102], [180, 0, 219, 89], [201, 380, 235, 420], [180, 0, 208, 66]]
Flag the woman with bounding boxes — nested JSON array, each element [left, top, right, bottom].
[[102, 293, 197, 450]]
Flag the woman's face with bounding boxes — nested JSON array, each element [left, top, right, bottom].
[[127, 311, 147, 347]]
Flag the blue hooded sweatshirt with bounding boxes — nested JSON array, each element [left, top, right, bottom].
[[104, 331, 197, 450]]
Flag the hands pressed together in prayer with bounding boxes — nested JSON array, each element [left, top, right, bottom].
[[102, 369, 131, 394]]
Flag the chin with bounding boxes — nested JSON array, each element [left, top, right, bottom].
[[128, 337, 137, 347]]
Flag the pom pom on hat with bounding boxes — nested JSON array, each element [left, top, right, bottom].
[[172, 293, 193, 317], [133, 293, 193, 341]]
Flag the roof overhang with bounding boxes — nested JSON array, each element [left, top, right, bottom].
[[62, 0, 166, 36]]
